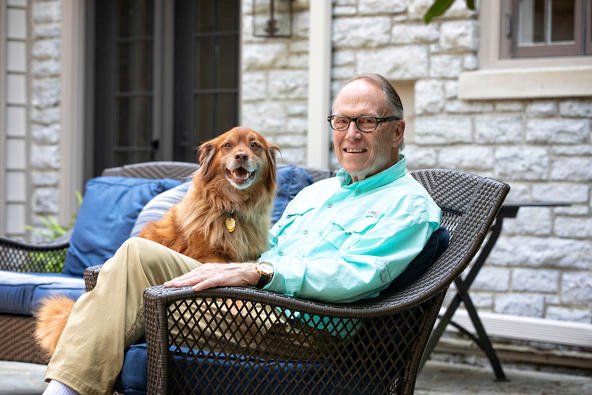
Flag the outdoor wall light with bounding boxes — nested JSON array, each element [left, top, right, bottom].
[[252, 0, 294, 38]]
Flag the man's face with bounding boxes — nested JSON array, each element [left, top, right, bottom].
[[332, 79, 405, 182]]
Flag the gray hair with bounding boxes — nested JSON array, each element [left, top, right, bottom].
[[346, 73, 404, 120]]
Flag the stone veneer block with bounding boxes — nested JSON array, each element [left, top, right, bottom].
[[512, 269, 559, 293], [494, 294, 544, 317], [356, 46, 429, 79], [561, 272, 592, 304]]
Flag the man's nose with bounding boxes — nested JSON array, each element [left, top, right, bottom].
[[345, 121, 362, 139]]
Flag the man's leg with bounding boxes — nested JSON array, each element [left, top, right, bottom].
[[45, 237, 200, 395]]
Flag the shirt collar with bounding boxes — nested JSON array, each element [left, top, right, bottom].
[[336, 155, 407, 192]]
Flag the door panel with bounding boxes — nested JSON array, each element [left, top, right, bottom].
[[90, 0, 239, 175]]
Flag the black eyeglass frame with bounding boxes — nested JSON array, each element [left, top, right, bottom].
[[327, 115, 401, 133]]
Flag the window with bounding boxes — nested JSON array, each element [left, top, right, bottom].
[[502, 0, 591, 58], [458, 1, 592, 100]]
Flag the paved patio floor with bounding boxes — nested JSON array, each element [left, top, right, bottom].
[[0, 359, 590, 394]]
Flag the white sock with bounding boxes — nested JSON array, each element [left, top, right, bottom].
[[43, 380, 79, 395]]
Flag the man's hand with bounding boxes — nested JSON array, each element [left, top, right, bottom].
[[164, 262, 260, 292]]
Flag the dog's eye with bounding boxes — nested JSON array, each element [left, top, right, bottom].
[[250, 141, 262, 150], [222, 142, 232, 150]]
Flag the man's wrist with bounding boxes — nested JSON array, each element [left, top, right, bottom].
[[255, 261, 274, 288]]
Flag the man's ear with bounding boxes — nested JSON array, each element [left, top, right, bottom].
[[393, 120, 405, 149]]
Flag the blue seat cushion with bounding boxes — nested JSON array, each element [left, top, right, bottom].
[[0, 271, 84, 315], [115, 343, 334, 395], [64, 177, 182, 277]]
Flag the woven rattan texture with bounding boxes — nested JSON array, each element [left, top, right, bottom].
[[0, 233, 68, 362], [141, 168, 509, 394], [0, 315, 49, 364]]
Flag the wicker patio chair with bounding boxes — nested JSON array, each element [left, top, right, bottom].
[[0, 234, 71, 364], [0, 161, 200, 365], [133, 169, 510, 395]]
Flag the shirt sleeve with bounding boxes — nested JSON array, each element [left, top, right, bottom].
[[262, 212, 440, 303]]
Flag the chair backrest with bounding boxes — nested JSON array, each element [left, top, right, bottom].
[[102, 161, 198, 180]]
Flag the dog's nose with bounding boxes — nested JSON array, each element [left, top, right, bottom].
[[235, 152, 249, 162]]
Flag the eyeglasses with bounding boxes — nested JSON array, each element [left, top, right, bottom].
[[327, 115, 400, 133]]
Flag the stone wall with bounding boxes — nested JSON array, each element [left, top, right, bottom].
[[29, 0, 62, 240], [240, 0, 591, 325], [240, 0, 311, 165], [22, 0, 592, 324]]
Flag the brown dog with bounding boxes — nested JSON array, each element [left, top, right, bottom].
[[35, 127, 279, 357]]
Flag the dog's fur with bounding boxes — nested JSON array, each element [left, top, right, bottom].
[[35, 127, 279, 357]]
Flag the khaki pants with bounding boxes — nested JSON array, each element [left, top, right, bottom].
[[45, 237, 204, 395]]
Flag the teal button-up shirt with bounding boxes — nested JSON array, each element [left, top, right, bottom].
[[259, 157, 442, 303]]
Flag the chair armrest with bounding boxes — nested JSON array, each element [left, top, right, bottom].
[[84, 265, 103, 292], [142, 284, 446, 394], [0, 235, 70, 272]]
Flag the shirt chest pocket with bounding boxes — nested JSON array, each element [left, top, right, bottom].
[[321, 214, 382, 250], [274, 207, 314, 239]]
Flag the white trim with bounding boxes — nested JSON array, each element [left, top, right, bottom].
[[0, 0, 6, 233], [306, 1, 331, 168], [446, 309, 592, 348], [458, 66, 592, 99], [58, 0, 85, 226], [460, 1, 592, 100]]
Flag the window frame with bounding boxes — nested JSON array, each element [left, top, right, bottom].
[[501, 0, 588, 59], [458, 0, 592, 100]]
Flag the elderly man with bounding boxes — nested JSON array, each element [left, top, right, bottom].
[[43, 73, 441, 395]]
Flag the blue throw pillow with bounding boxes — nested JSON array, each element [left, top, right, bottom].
[[63, 177, 182, 276], [272, 166, 313, 225], [388, 227, 450, 291]]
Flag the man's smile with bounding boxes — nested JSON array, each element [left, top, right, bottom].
[[344, 148, 367, 153]]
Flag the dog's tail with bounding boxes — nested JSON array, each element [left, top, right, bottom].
[[34, 296, 76, 357]]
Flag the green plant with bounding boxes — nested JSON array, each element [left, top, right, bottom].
[[22, 191, 82, 273], [424, 0, 475, 23]]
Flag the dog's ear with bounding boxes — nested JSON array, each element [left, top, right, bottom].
[[197, 142, 216, 181], [265, 144, 281, 192]]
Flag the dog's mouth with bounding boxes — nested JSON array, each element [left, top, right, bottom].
[[225, 167, 257, 189]]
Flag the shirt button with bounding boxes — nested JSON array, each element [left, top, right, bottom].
[[303, 230, 309, 235], [278, 251, 284, 256], [327, 203, 333, 208]]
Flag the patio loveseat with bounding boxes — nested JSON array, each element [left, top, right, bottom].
[[0, 161, 319, 365]]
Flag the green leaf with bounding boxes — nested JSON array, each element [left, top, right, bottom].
[[424, 0, 456, 23], [466, 0, 475, 10]]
